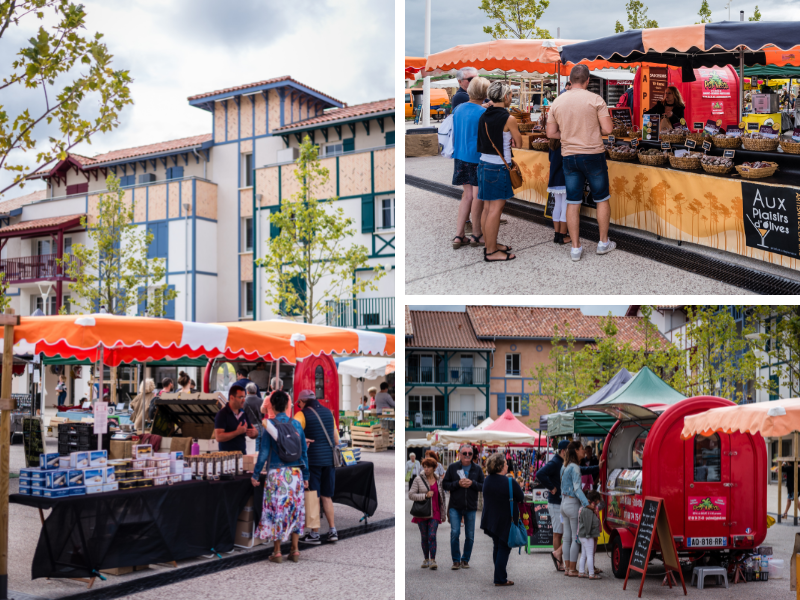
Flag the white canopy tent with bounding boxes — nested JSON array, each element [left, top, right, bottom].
[[336, 357, 394, 379], [434, 429, 540, 445]]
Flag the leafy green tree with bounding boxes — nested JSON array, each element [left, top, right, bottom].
[[0, 1, 132, 198], [624, 0, 658, 29], [748, 6, 761, 21], [696, 0, 712, 23], [61, 174, 176, 316], [479, 0, 552, 40], [751, 305, 800, 397], [0, 275, 10, 312], [615, 20, 625, 33], [528, 324, 592, 415], [257, 137, 387, 324]]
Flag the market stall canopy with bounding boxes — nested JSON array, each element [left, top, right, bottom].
[[335, 357, 394, 380], [744, 65, 800, 78], [576, 367, 633, 408], [546, 411, 619, 436], [538, 413, 548, 431], [434, 409, 545, 446], [430, 78, 459, 88], [559, 21, 800, 71], [681, 397, 800, 440], [406, 437, 432, 448], [474, 417, 494, 430], [406, 56, 426, 80]]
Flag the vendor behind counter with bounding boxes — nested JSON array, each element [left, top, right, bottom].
[[214, 384, 258, 452], [645, 85, 686, 130]]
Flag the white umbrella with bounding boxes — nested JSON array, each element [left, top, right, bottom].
[[337, 357, 394, 380]]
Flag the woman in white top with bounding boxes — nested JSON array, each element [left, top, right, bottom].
[[476, 81, 522, 262]]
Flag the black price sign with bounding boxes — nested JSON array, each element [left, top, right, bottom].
[[747, 121, 760, 130], [608, 134, 616, 146], [693, 122, 704, 130], [723, 149, 735, 159], [702, 141, 712, 153], [631, 138, 639, 149], [530, 503, 553, 547], [685, 139, 697, 149], [661, 141, 671, 150]]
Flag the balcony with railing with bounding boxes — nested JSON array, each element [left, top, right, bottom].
[[406, 410, 488, 430], [326, 297, 394, 332], [405, 366, 487, 386], [0, 254, 80, 284]]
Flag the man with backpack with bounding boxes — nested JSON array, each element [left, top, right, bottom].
[[294, 390, 339, 545]]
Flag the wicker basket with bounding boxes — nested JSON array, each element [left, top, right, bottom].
[[779, 139, 800, 155], [607, 148, 637, 161], [660, 132, 688, 144], [668, 154, 702, 170], [741, 137, 780, 152], [638, 152, 669, 166], [518, 123, 535, 133], [711, 136, 742, 149], [530, 140, 550, 152], [736, 162, 779, 179], [686, 131, 709, 143], [611, 127, 628, 138], [701, 162, 734, 175]]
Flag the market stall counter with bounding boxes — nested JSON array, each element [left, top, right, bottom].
[[513, 141, 800, 271]]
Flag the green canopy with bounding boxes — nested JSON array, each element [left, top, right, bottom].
[[42, 356, 208, 367], [743, 65, 800, 79], [546, 411, 618, 436]]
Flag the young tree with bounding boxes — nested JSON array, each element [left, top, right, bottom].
[[752, 305, 800, 397], [615, 20, 625, 33], [748, 6, 762, 21], [528, 324, 592, 415], [624, 0, 658, 29], [61, 174, 176, 316], [696, 0, 712, 23], [479, 0, 552, 40], [575, 313, 634, 389], [0, 275, 10, 312], [257, 137, 387, 324], [0, 1, 132, 198]]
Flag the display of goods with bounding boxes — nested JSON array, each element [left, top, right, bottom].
[[530, 138, 550, 151], [518, 123, 536, 133], [659, 127, 688, 143], [611, 126, 628, 138], [187, 452, 244, 480], [687, 131, 711, 143], [668, 152, 703, 170], [700, 154, 735, 174], [779, 139, 800, 155], [736, 161, 779, 179], [742, 134, 780, 152], [510, 107, 531, 122], [711, 134, 742, 148], [606, 143, 637, 161], [637, 148, 669, 165]]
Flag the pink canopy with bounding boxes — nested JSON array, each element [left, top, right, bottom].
[[483, 410, 546, 446]]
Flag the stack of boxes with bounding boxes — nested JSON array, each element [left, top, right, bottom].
[[18, 450, 113, 497], [111, 446, 191, 490], [234, 498, 263, 548]]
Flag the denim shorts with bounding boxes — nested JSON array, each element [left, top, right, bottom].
[[452, 158, 479, 187], [478, 161, 513, 201], [563, 152, 610, 205]]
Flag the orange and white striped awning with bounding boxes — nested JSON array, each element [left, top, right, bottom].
[[5, 315, 394, 366]]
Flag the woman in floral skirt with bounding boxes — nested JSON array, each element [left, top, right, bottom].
[[251, 390, 309, 563]]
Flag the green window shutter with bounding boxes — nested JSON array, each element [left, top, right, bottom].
[[269, 210, 281, 238], [343, 138, 355, 153], [361, 196, 374, 233], [280, 273, 307, 316], [385, 131, 395, 145]]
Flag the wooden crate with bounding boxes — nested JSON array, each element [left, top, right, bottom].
[[352, 440, 388, 453]]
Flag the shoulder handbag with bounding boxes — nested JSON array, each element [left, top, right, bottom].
[[306, 406, 344, 468], [484, 122, 523, 188], [410, 475, 433, 518], [506, 478, 528, 552]]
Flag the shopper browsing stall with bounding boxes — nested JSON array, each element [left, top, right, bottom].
[[442, 444, 484, 570], [214, 384, 258, 453]]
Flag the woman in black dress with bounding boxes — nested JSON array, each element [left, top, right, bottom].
[[480, 452, 524, 586], [646, 86, 686, 131]]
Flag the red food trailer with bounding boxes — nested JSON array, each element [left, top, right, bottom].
[[580, 395, 767, 578]]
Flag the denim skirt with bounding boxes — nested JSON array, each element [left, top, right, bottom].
[[478, 161, 513, 201]]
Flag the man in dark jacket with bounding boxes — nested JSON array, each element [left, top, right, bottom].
[[442, 444, 484, 570], [536, 440, 600, 571]]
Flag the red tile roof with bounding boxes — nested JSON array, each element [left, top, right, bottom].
[[0, 189, 47, 214], [274, 99, 393, 132], [405, 306, 413, 337], [406, 310, 495, 350], [466, 306, 669, 351], [0, 214, 84, 236], [84, 133, 212, 166], [187, 75, 342, 105]]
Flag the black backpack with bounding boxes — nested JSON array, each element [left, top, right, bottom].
[[268, 419, 303, 463]]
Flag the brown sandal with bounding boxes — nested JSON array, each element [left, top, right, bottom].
[[268, 553, 283, 564], [588, 574, 602, 580], [289, 551, 300, 563]]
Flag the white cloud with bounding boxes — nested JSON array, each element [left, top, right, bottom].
[[1, 0, 393, 200]]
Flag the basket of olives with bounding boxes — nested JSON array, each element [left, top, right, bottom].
[[736, 161, 778, 179], [779, 138, 800, 155], [530, 138, 550, 151], [668, 151, 704, 170], [606, 143, 637, 161], [637, 148, 669, 166], [687, 130, 711, 143], [741, 132, 779, 152], [659, 127, 688, 144], [711, 133, 742, 149], [700, 154, 734, 174]]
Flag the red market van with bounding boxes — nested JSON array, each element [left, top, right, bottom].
[[632, 65, 741, 132], [590, 395, 767, 578]]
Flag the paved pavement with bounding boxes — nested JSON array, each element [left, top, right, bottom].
[[404, 482, 796, 600], [6, 436, 395, 600], [404, 155, 781, 295]]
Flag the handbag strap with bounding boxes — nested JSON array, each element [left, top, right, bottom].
[[485, 121, 513, 173], [508, 477, 516, 523], [306, 406, 335, 449]]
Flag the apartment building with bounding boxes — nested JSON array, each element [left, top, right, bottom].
[[0, 75, 394, 332]]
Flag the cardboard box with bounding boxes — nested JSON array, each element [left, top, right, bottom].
[[18, 486, 31, 495], [69, 487, 85, 496], [100, 566, 134, 576], [43, 488, 68, 498], [133, 444, 152, 460], [243, 453, 258, 473], [153, 475, 168, 486], [109, 440, 133, 460], [182, 472, 192, 481], [58, 457, 71, 470], [169, 474, 182, 484], [238, 498, 255, 523], [170, 461, 184, 474], [153, 452, 170, 459], [85, 484, 103, 495], [31, 488, 42, 497], [39, 453, 60, 470], [170, 451, 184, 461], [103, 482, 118, 492], [234, 520, 264, 548], [44, 471, 68, 489], [70, 451, 89, 469], [68, 470, 84, 487], [83, 468, 104, 486], [405, 133, 439, 157], [90, 450, 108, 467], [104, 467, 116, 483]]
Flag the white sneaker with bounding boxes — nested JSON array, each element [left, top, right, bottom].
[[570, 246, 584, 262], [596, 240, 616, 255]]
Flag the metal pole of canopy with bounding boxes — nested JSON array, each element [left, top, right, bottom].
[[739, 11, 745, 122], [97, 345, 104, 451], [0, 308, 20, 600]]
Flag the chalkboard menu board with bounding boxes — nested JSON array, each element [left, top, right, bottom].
[[530, 502, 553, 547], [631, 498, 658, 570], [22, 417, 44, 468], [609, 107, 633, 131]]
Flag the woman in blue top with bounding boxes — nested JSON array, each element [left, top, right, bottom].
[[452, 76, 490, 250], [560, 441, 588, 577], [251, 390, 310, 563]]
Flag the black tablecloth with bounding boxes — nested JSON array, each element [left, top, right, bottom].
[[252, 461, 378, 523], [10, 477, 253, 580]]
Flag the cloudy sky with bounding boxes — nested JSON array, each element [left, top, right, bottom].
[[1, 0, 393, 200], [405, 0, 796, 56], [410, 305, 630, 316]]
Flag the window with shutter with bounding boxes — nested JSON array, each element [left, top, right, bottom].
[[361, 196, 374, 233], [165, 285, 176, 319], [342, 138, 354, 153], [147, 223, 169, 259], [496, 393, 506, 416], [385, 131, 395, 145], [137, 286, 147, 315]]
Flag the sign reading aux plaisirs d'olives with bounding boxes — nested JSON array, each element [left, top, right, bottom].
[[742, 182, 800, 260]]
